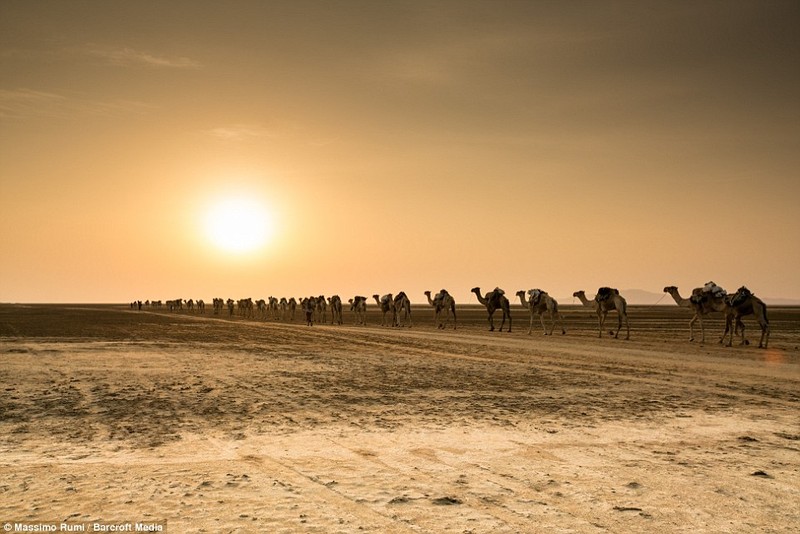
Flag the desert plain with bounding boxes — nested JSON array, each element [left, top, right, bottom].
[[0, 303, 798, 533]]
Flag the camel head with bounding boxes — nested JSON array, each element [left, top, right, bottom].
[[572, 290, 585, 298], [470, 287, 481, 294], [663, 286, 677, 293], [423, 291, 431, 296], [515, 290, 526, 298]]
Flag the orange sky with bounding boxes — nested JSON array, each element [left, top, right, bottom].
[[1, 1, 798, 304]]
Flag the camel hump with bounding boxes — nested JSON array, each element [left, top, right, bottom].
[[493, 287, 505, 296]]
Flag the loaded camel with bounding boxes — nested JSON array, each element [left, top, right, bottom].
[[373, 294, 396, 327], [394, 292, 412, 327], [349, 296, 367, 325], [515, 289, 565, 335], [573, 288, 629, 339], [663, 285, 735, 343], [328, 295, 343, 325], [268, 296, 279, 320], [256, 299, 267, 319], [301, 297, 316, 326], [725, 287, 770, 348], [471, 287, 512, 332], [316, 295, 328, 324], [424, 289, 457, 329]]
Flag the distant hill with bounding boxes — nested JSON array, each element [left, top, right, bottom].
[[619, 289, 673, 305], [760, 297, 800, 306], [555, 289, 671, 306], [556, 289, 800, 306]]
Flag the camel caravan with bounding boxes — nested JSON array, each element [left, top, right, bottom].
[[132, 281, 771, 348]]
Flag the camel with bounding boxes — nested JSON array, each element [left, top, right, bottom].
[[573, 288, 629, 339], [515, 289, 565, 336], [287, 297, 297, 321], [300, 297, 315, 326], [424, 289, 456, 329], [316, 295, 328, 324], [268, 296, 279, 320], [238, 298, 254, 319], [663, 285, 735, 343], [328, 295, 343, 325], [394, 292, 412, 327], [349, 296, 367, 325], [197, 299, 205, 313], [471, 287, 512, 332], [373, 294, 396, 327], [725, 287, 770, 348], [256, 299, 267, 319]]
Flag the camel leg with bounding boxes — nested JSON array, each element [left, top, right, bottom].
[[758, 305, 770, 348], [721, 315, 733, 346], [737, 318, 747, 346], [527, 311, 534, 335], [597, 311, 605, 338], [488, 311, 495, 331], [499, 310, 510, 332], [689, 314, 697, 342], [623, 313, 630, 340], [699, 314, 706, 343]]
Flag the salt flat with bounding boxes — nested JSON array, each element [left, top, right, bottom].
[[1, 304, 798, 532]]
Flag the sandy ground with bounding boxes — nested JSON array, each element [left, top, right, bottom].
[[1, 303, 798, 533]]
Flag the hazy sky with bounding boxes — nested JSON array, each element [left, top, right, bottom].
[[1, 1, 798, 303]]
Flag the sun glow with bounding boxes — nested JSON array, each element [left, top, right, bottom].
[[204, 196, 274, 254]]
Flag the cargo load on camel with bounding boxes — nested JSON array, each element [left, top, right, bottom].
[[595, 287, 618, 303]]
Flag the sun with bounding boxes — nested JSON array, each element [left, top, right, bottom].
[[204, 196, 274, 254]]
